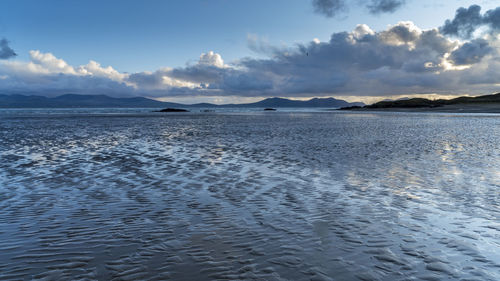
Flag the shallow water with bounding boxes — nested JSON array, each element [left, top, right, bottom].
[[0, 110, 499, 280]]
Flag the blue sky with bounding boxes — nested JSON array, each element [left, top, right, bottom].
[[3, 0, 496, 72], [1, 0, 500, 103]]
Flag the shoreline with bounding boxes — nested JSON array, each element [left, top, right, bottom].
[[340, 103, 500, 113]]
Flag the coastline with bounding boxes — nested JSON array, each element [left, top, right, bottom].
[[340, 103, 500, 113]]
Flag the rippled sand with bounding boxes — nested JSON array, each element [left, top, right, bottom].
[[1, 110, 499, 280]]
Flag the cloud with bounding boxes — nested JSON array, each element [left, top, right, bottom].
[[127, 51, 227, 92], [441, 5, 500, 38], [198, 51, 225, 68], [29, 50, 77, 74], [441, 5, 483, 38], [3, 11, 500, 99], [312, 0, 406, 18], [0, 38, 17, 59], [483, 7, 500, 32], [78, 60, 127, 82], [312, 0, 346, 18], [366, 0, 406, 15], [127, 68, 198, 91], [0, 51, 135, 96], [247, 33, 288, 56], [449, 39, 493, 65], [235, 22, 461, 96]]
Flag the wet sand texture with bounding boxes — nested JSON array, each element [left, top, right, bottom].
[[0, 111, 499, 280]]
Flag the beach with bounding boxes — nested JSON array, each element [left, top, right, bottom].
[[0, 109, 499, 280]]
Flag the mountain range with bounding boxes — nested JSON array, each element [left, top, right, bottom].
[[0, 94, 364, 108]]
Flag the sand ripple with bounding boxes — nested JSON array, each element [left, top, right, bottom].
[[0, 111, 499, 280]]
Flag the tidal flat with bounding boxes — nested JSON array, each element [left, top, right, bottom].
[[0, 109, 499, 280]]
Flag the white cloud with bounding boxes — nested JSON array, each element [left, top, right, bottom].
[[198, 51, 225, 68], [352, 24, 375, 39], [77, 60, 127, 82], [29, 50, 77, 74]]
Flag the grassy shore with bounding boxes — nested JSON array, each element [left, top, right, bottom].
[[340, 93, 500, 113]]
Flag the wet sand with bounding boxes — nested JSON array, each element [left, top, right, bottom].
[[0, 110, 499, 280]]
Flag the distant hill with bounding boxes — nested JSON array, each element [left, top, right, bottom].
[[339, 93, 500, 112], [0, 94, 179, 108], [0, 94, 364, 108], [364, 93, 500, 109], [223, 97, 363, 108]]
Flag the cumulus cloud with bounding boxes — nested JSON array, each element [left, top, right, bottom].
[[198, 51, 225, 68], [441, 5, 500, 38], [29, 50, 77, 74], [78, 60, 127, 81], [0, 38, 17, 59], [441, 5, 483, 38], [127, 68, 199, 92], [483, 7, 500, 31], [235, 19, 500, 96], [235, 22, 461, 95], [0, 51, 134, 96], [449, 39, 493, 65], [127, 51, 227, 92]]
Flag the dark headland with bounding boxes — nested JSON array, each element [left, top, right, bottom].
[[340, 93, 500, 113]]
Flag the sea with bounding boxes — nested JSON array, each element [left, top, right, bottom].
[[0, 108, 499, 280]]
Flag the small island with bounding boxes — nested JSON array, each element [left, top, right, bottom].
[[153, 108, 189, 112], [264, 108, 277, 111], [339, 93, 500, 113]]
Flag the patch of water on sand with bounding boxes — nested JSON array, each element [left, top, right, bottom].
[[0, 111, 499, 280]]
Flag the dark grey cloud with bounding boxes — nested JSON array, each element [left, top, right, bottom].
[[441, 5, 500, 38], [380, 22, 420, 43], [127, 70, 169, 90], [312, 0, 346, 18], [483, 7, 500, 31], [441, 5, 483, 38], [170, 65, 222, 84], [0, 38, 16, 59], [219, 70, 274, 92], [366, 0, 406, 15], [449, 38, 493, 65], [312, 0, 406, 18]]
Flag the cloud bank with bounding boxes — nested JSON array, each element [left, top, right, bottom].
[[1, 4, 500, 99]]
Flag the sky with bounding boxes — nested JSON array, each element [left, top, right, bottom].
[[1, 0, 500, 104]]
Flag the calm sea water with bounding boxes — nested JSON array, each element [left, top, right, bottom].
[[0, 109, 499, 280]]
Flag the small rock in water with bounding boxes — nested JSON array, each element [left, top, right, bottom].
[[154, 108, 189, 112]]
